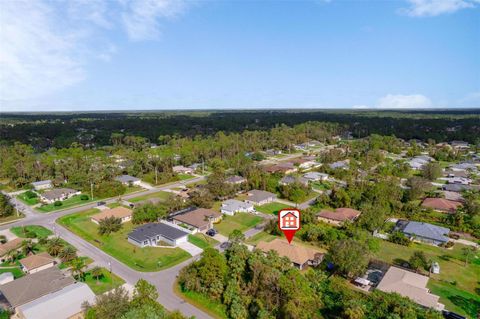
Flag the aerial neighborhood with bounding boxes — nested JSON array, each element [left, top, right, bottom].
[[0, 115, 479, 319]]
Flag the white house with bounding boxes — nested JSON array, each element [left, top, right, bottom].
[[39, 188, 80, 204], [115, 175, 141, 186], [128, 222, 189, 247], [173, 165, 193, 174], [303, 172, 329, 182], [221, 199, 255, 215], [31, 180, 52, 191]]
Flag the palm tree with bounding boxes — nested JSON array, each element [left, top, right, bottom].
[[91, 266, 103, 285], [47, 237, 64, 256], [70, 258, 87, 281], [6, 249, 20, 264], [59, 246, 77, 262], [21, 240, 37, 256]]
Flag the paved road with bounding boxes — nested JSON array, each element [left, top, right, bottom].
[[1, 176, 213, 319]]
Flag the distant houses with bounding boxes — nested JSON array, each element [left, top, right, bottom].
[[256, 239, 324, 270], [39, 188, 80, 204], [128, 222, 189, 247], [115, 175, 141, 186], [303, 172, 328, 182], [220, 199, 254, 216], [329, 160, 349, 170], [317, 208, 361, 226], [173, 165, 193, 175], [171, 208, 222, 232], [407, 155, 434, 170], [91, 206, 133, 224], [279, 175, 309, 187], [421, 198, 462, 214], [395, 220, 450, 246], [31, 180, 52, 191], [245, 190, 277, 206], [225, 175, 247, 185]]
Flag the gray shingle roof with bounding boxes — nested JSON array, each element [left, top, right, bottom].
[[247, 190, 277, 203], [128, 223, 189, 242], [41, 188, 78, 201], [115, 175, 140, 183], [31, 180, 52, 186], [401, 221, 450, 243]]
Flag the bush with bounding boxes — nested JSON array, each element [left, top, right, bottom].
[[25, 230, 37, 238], [25, 191, 37, 199], [80, 194, 89, 200], [389, 231, 411, 246], [54, 201, 63, 207], [0, 235, 6, 244]]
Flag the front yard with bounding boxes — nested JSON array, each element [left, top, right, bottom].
[[128, 191, 170, 203], [83, 267, 125, 295], [215, 213, 263, 237], [188, 233, 219, 249], [255, 202, 290, 215], [57, 209, 191, 271], [37, 194, 95, 213], [16, 193, 39, 205], [10, 225, 52, 238], [374, 241, 480, 318]]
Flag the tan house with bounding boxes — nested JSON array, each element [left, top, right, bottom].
[[0, 238, 24, 262], [171, 208, 222, 232], [317, 208, 361, 226], [20, 252, 56, 274], [376, 266, 444, 310], [91, 206, 133, 224], [421, 198, 462, 214], [256, 239, 324, 270]]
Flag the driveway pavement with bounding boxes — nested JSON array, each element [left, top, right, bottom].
[[178, 241, 203, 256]]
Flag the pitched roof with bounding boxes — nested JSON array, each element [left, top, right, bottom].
[[172, 208, 221, 229], [256, 239, 324, 266], [221, 199, 253, 212], [0, 268, 75, 307], [225, 175, 246, 183], [401, 221, 450, 242], [247, 190, 277, 203], [18, 282, 95, 319], [280, 175, 308, 185], [0, 238, 24, 256], [376, 266, 442, 309], [91, 206, 133, 222], [115, 175, 140, 183], [20, 252, 55, 271], [303, 172, 328, 180], [31, 180, 52, 186], [421, 198, 462, 213], [442, 183, 471, 192], [317, 207, 361, 222], [41, 188, 78, 201], [128, 222, 189, 242]]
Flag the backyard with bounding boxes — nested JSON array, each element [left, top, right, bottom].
[[374, 240, 480, 318], [57, 209, 191, 271], [215, 212, 263, 237], [255, 202, 290, 215]]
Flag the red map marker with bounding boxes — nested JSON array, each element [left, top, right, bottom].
[[278, 209, 301, 244]]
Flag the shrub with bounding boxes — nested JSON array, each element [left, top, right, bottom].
[[389, 231, 411, 246], [80, 194, 89, 200], [54, 201, 63, 207], [25, 191, 37, 199], [25, 230, 37, 238], [0, 235, 6, 244]]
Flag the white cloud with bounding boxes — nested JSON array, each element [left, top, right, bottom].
[[401, 0, 479, 17], [376, 94, 433, 108], [121, 0, 187, 41], [0, 0, 85, 102], [458, 92, 480, 107], [352, 105, 370, 109]]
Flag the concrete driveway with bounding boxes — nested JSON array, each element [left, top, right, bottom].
[[178, 241, 203, 256]]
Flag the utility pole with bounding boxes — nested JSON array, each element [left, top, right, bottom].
[[14, 196, 19, 217], [90, 182, 94, 200]]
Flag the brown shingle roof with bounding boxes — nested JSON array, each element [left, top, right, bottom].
[[0, 267, 75, 307], [172, 208, 221, 229], [91, 207, 133, 222], [20, 252, 55, 271], [317, 207, 361, 222], [421, 198, 462, 213], [0, 238, 23, 256], [256, 239, 324, 266]]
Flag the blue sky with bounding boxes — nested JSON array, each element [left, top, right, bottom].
[[0, 0, 479, 111]]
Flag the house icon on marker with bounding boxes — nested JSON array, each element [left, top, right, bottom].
[[281, 211, 298, 229]]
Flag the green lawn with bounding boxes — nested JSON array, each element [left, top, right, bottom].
[[124, 186, 145, 194], [215, 213, 263, 236], [175, 284, 227, 319], [311, 181, 332, 191], [37, 194, 95, 212], [10, 225, 53, 238], [58, 209, 191, 272], [128, 191, 170, 203], [245, 231, 277, 245], [375, 241, 480, 318], [16, 193, 39, 205], [83, 267, 125, 295], [0, 266, 24, 279], [178, 174, 195, 181], [188, 233, 219, 249], [255, 202, 291, 215], [58, 256, 94, 270]]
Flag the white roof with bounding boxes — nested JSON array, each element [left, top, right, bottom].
[[31, 180, 52, 186], [221, 199, 253, 211], [18, 282, 96, 319]]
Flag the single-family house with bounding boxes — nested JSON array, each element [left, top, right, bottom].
[[329, 160, 349, 170], [376, 266, 444, 310], [91, 206, 133, 224], [20, 252, 55, 274], [279, 175, 309, 186], [115, 175, 141, 186], [128, 222, 189, 247], [450, 141, 469, 150], [444, 177, 472, 185], [264, 164, 295, 174], [173, 165, 193, 175], [31, 180, 52, 191], [291, 157, 318, 169], [450, 162, 477, 172], [317, 208, 361, 226], [0, 238, 23, 261], [246, 190, 277, 205], [396, 220, 450, 245], [421, 198, 462, 213], [225, 175, 247, 185], [220, 199, 254, 216], [39, 188, 81, 204], [303, 172, 328, 182], [441, 191, 464, 202], [444, 170, 468, 178], [442, 183, 472, 192], [171, 208, 222, 232], [256, 239, 324, 270]]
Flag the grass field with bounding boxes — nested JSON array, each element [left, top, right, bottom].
[[83, 267, 125, 295], [215, 213, 263, 236], [374, 240, 480, 318], [188, 233, 219, 249], [174, 284, 227, 319], [255, 202, 290, 215], [0, 266, 24, 279], [178, 174, 195, 181], [16, 193, 39, 205], [37, 195, 95, 212], [10, 225, 52, 238], [128, 191, 170, 203], [58, 209, 191, 271]]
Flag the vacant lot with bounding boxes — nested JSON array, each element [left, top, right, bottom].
[[215, 213, 263, 236], [10, 225, 52, 238], [58, 209, 191, 271], [255, 202, 290, 215], [375, 241, 480, 318], [128, 191, 170, 203]]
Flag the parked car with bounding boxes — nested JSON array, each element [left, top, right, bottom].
[[97, 201, 106, 206], [206, 228, 217, 236]]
